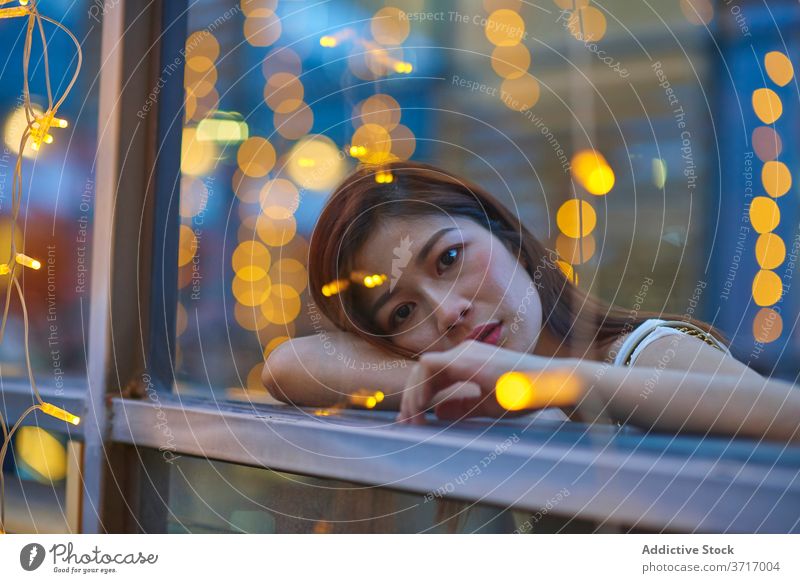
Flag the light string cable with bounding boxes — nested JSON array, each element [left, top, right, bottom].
[[0, 0, 82, 533]]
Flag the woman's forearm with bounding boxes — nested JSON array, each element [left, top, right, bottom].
[[571, 358, 800, 442], [262, 330, 413, 410]]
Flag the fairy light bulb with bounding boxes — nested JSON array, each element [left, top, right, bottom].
[[320, 35, 337, 47], [362, 274, 386, 288], [349, 394, 378, 409], [495, 370, 582, 411], [322, 278, 349, 297], [40, 402, 81, 425], [0, 5, 28, 18], [30, 110, 67, 150], [15, 253, 41, 270], [349, 145, 367, 158]]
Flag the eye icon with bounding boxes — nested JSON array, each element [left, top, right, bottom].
[[20, 543, 46, 571]]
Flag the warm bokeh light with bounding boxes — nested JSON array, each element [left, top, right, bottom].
[[264, 72, 304, 113], [262, 46, 302, 78], [286, 134, 346, 190], [370, 6, 409, 46], [233, 240, 272, 280], [389, 124, 416, 160], [556, 260, 578, 283], [256, 213, 297, 247], [755, 233, 785, 270], [263, 335, 291, 359], [350, 123, 393, 164], [551, 0, 589, 8], [184, 62, 217, 98], [764, 51, 794, 87], [4, 104, 43, 158], [556, 233, 595, 264], [178, 225, 198, 267], [243, 9, 282, 47], [237, 136, 276, 178], [269, 258, 308, 293], [679, 0, 713, 25], [185, 30, 219, 61], [496, 370, 581, 411], [571, 149, 615, 195], [15, 427, 67, 482], [752, 269, 782, 306], [485, 9, 525, 47], [232, 273, 272, 306], [180, 177, 209, 219], [261, 284, 302, 324], [567, 6, 607, 41], [752, 88, 783, 124], [557, 199, 597, 238], [274, 102, 314, 140], [761, 160, 792, 198], [241, 0, 279, 17], [259, 178, 300, 219], [490, 43, 530, 80], [749, 196, 780, 233], [234, 302, 270, 331], [500, 72, 540, 111], [358, 94, 401, 130], [753, 307, 783, 343], [322, 279, 350, 297], [752, 126, 782, 162], [181, 127, 217, 175]]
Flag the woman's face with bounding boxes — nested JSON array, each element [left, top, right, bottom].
[[351, 214, 546, 356]]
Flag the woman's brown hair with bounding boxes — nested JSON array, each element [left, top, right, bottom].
[[308, 160, 724, 361]]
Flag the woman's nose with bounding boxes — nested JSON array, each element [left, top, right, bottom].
[[434, 296, 471, 336]]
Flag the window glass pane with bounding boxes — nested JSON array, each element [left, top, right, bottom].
[[174, 0, 777, 397], [2, 427, 77, 533], [155, 452, 570, 534], [0, 3, 100, 386]]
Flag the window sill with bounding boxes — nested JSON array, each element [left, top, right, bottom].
[[109, 395, 800, 533]]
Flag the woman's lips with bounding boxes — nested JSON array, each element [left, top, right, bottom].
[[480, 322, 503, 345], [469, 321, 503, 345]]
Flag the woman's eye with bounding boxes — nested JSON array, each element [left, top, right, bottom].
[[390, 303, 414, 327], [438, 246, 460, 270]]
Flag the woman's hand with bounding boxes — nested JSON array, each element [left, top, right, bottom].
[[396, 339, 567, 424]]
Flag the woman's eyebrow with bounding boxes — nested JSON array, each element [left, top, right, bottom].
[[369, 227, 457, 318]]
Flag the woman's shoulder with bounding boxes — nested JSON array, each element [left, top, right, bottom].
[[612, 318, 726, 367]]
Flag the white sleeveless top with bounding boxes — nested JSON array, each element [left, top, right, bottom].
[[613, 318, 729, 367]]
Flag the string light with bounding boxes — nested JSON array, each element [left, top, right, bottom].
[[495, 371, 582, 411], [0, 0, 83, 534], [40, 402, 81, 425], [318, 28, 354, 48], [321, 278, 349, 297]]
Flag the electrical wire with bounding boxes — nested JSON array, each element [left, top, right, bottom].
[[0, 0, 82, 534]]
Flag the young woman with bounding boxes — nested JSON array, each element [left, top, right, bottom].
[[263, 161, 800, 442]]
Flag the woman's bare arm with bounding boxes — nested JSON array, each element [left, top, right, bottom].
[[262, 329, 412, 409], [576, 357, 800, 442]]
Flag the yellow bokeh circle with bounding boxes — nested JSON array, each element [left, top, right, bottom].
[[749, 196, 780, 233], [761, 160, 792, 198], [755, 233, 785, 270], [752, 269, 782, 306], [557, 199, 597, 238]]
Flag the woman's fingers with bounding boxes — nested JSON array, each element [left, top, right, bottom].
[[397, 358, 434, 424], [431, 381, 487, 420]]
